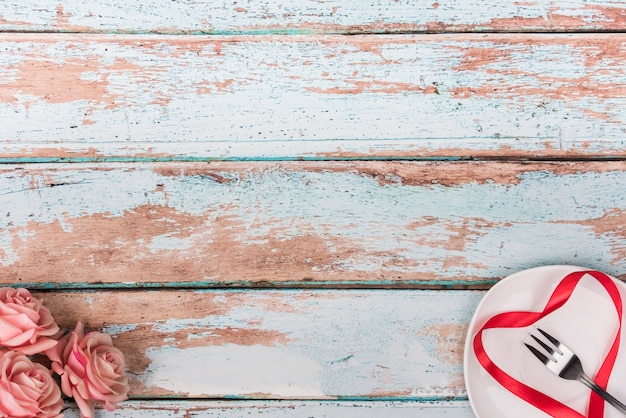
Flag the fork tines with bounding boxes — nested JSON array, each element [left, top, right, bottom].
[[536, 328, 560, 347], [525, 328, 562, 364]]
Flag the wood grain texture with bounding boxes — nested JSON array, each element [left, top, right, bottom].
[[35, 289, 482, 399], [1, 1, 625, 34], [1, 1, 622, 416], [1, 161, 625, 287], [2, 34, 626, 160], [62, 400, 475, 417]]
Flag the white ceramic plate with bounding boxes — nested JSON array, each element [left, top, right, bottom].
[[464, 265, 626, 418]]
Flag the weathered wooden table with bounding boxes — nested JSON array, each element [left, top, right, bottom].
[[1, 1, 625, 416]]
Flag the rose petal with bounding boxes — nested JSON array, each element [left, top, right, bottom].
[[50, 323, 129, 415], [73, 386, 94, 418], [0, 386, 30, 417], [3, 327, 36, 348], [2, 303, 41, 325], [0, 303, 20, 316], [0, 351, 62, 418], [15, 337, 58, 356], [0, 318, 23, 341], [66, 348, 87, 377]]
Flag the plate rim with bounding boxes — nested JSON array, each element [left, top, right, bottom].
[[463, 265, 624, 417]]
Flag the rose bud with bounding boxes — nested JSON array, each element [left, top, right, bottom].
[[48, 322, 129, 418], [0, 350, 63, 418], [0, 288, 60, 355]]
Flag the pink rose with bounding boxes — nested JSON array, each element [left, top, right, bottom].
[[0, 350, 63, 418], [0, 288, 60, 355], [49, 322, 129, 418]]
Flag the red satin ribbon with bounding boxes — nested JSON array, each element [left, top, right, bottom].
[[473, 270, 623, 417]]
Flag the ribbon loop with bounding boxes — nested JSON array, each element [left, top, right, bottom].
[[473, 270, 623, 418]]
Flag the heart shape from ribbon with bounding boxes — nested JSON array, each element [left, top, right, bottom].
[[473, 270, 623, 418]]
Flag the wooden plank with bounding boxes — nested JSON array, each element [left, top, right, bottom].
[[1, 161, 625, 287], [62, 400, 475, 417], [35, 289, 483, 399], [1, 1, 625, 34], [2, 34, 626, 160]]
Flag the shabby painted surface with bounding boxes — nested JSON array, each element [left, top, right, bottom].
[[1, 0, 623, 416], [1, 34, 626, 160], [0, 162, 624, 287], [0, 1, 625, 34], [61, 400, 475, 417], [37, 289, 481, 399]]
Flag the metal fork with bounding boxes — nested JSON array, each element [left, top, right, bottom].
[[525, 328, 626, 416]]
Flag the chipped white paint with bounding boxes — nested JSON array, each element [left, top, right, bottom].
[[0, 162, 624, 285], [56, 289, 480, 399], [0, 1, 625, 33], [1, 0, 622, 415], [62, 400, 476, 417], [144, 345, 325, 397], [1, 35, 626, 160]]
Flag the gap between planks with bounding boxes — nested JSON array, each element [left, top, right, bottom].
[[4, 154, 626, 164]]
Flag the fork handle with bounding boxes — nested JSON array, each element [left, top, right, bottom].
[[579, 373, 626, 416]]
